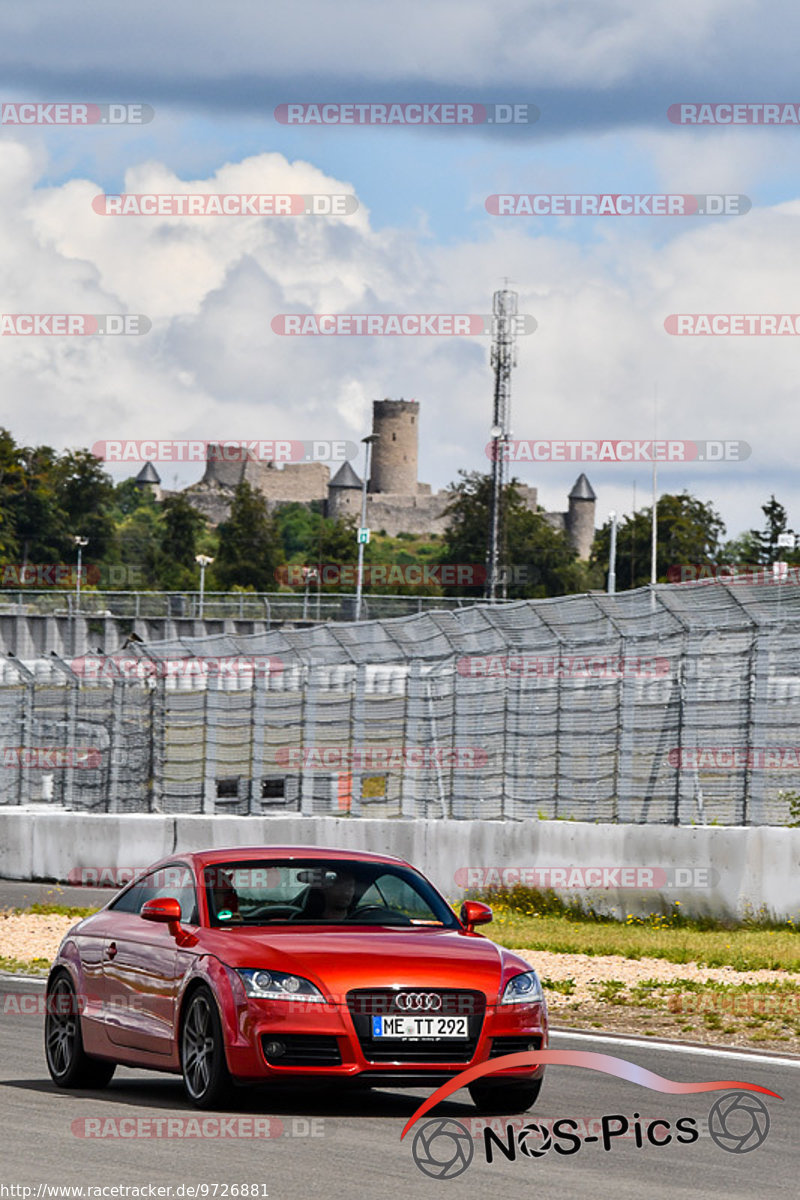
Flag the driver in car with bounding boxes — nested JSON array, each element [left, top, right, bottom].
[[318, 869, 356, 919]]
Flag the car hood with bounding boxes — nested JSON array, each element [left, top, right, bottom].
[[199, 927, 528, 999]]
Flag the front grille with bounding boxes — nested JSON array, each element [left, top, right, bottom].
[[261, 1034, 342, 1066], [489, 1035, 543, 1058], [347, 989, 485, 1064]]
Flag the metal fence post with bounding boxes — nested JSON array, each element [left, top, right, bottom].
[[350, 663, 367, 817], [401, 661, 421, 817], [5, 657, 35, 806], [300, 663, 317, 816], [47, 652, 81, 811]]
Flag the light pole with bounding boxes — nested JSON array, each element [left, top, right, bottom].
[[608, 512, 618, 594], [355, 435, 379, 622], [302, 567, 318, 621], [73, 536, 89, 611], [195, 555, 214, 618]]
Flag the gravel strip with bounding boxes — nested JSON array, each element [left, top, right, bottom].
[[0, 912, 79, 964], [4, 913, 800, 1000], [517, 948, 800, 1003]]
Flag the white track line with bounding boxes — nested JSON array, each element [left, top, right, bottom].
[[551, 1027, 800, 1067]]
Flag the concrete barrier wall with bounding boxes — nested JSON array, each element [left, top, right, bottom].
[[1, 810, 799, 921], [0, 613, 269, 658]]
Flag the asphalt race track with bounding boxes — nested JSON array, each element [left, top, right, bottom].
[[0, 974, 796, 1199]]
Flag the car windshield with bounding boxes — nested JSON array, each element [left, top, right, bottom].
[[203, 859, 459, 929]]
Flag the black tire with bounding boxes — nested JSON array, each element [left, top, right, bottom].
[[468, 1075, 543, 1115], [44, 972, 116, 1089], [180, 985, 232, 1108]]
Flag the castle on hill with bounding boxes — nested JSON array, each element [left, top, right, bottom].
[[136, 400, 596, 559]]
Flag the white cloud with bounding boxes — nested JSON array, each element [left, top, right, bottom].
[[3, 137, 800, 538]]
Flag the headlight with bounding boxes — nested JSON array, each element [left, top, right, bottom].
[[501, 970, 544, 1005], [236, 969, 325, 1002]]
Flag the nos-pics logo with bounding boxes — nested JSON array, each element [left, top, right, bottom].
[[411, 1092, 771, 1178]]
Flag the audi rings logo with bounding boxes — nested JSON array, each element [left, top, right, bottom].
[[708, 1092, 771, 1153], [412, 1118, 473, 1179], [395, 991, 442, 1012]]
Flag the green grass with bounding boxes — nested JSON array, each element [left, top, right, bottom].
[[474, 886, 800, 971], [12, 902, 98, 919], [0, 954, 50, 975]]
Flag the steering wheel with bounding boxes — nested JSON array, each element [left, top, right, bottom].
[[347, 905, 412, 925], [245, 904, 303, 921]]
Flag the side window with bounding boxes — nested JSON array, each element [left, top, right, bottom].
[[109, 864, 198, 924], [109, 880, 147, 914]]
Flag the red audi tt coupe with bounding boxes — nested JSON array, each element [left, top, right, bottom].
[[45, 846, 547, 1112]]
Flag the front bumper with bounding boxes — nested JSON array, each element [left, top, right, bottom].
[[223, 992, 548, 1084]]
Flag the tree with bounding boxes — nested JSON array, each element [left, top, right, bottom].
[[110, 477, 159, 520], [151, 495, 208, 589], [441, 470, 589, 598], [5, 443, 65, 564], [747, 496, 798, 565], [116, 506, 163, 589], [590, 491, 726, 589], [54, 449, 116, 563], [215, 483, 284, 591]]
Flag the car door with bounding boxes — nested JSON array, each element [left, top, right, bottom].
[[102, 863, 198, 1056]]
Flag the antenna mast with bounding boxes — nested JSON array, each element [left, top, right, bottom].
[[486, 285, 518, 601]]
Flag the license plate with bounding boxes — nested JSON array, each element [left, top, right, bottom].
[[371, 1015, 469, 1039]]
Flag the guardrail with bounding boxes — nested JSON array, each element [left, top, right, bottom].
[[0, 590, 503, 624]]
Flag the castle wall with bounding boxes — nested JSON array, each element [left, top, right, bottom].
[[364, 492, 451, 537], [243, 460, 329, 504]]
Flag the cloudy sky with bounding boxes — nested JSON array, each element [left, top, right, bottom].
[[2, 0, 800, 541]]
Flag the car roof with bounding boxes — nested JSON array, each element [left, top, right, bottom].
[[155, 845, 412, 871]]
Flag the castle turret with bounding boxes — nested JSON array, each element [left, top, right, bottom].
[[566, 473, 596, 560], [368, 399, 419, 494], [134, 461, 162, 501], [327, 460, 363, 521]]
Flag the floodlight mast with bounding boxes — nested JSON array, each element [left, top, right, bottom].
[[486, 288, 518, 601]]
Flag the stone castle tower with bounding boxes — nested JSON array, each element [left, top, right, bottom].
[[567, 474, 597, 560], [369, 399, 419, 495]]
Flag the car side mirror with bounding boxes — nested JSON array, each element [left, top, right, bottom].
[[460, 900, 493, 933], [141, 896, 182, 927]]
